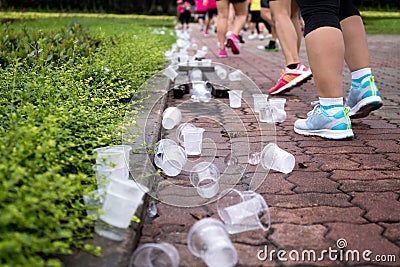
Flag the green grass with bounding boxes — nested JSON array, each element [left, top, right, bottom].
[[360, 10, 400, 34]]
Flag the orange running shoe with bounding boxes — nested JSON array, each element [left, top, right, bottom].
[[268, 63, 312, 95]]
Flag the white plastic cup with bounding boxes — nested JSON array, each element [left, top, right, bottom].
[[228, 70, 242, 81], [192, 81, 212, 102], [228, 90, 243, 108], [154, 139, 179, 169], [187, 218, 237, 267], [260, 143, 295, 174], [162, 66, 178, 81], [259, 106, 274, 123], [189, 162, 220, 198], [176, 123, 196, 146], [106, 178, 148, 200], [93, 145, 132, 168], [269, 98, 287, 123], [217, 189, 271, 234], [129, 242, 180, 267], [182, 127, 205, 156], [83, 189, 105, 217], [190, 68, 203, 81], [92, 165, 129, 189], [162, 145, 187, 176], [162, 107, 182, 130], [252, 94, 269, 113], [215, 65, 227, 80]]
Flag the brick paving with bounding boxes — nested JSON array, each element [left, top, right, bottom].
[[135, 27, 400, 266]]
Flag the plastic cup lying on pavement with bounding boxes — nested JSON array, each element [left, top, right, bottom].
[[189, 162, 221, 198], [92, 164, 129, 189], [260, 143, 295, 174], [190, 68, 203, 81], [252, 94, 269, 113], [162, 66, 178, 81], [228, 90, 243, 108], [187, 218, 237, 267], [228, 70, 242, 81], [269, 98, 287, 123], [259, 106, 274, 123], [182, 126, 205, 156], [215, 65, 227, 80], [176, 123, 196, 146], [217, 189, 271, 234], [162, 107, 182, 130], [129, 242, 180, 267]]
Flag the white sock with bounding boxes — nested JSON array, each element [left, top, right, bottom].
[[351, 68, 372, 80], [319, 97, 344, 115]]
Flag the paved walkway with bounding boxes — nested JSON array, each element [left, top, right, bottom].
[[137, 27, 400, 266]]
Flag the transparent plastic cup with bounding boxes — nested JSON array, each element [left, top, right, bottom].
[[154, 139, 179, 169], [162, 107, 182, 130], [217, 189, 271, 234], [228, 90, 243, 108], [129, 242, 180, 267], [215, 65, 227, 80], [269, 98, 287, 123], [93, 145, 132, 168], [228, 70, 242, 81], [107, 178, 148, 199], [190, 68, 203, 81], [92, 164, 129, 189], [259, 106, 274, 123], [162, 145, 187, 176], [162, 66, 178, 81], [176, 123, 196, 146], [260, 143, 295, 174], [182, 127, 205, 156], [191, 81, 211, 102], [252, 94, 269, 113], [83, 188, 105, 217], [187, 218, 237, 267], [189, 162, 220, 198]]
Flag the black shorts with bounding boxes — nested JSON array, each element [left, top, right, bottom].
[[250, 10, 262, 23], [179, 11, 191, 24], [207, 8, 218, 18], [216, 0, 247, 3]]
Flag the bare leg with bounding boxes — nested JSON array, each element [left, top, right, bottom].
[[217, 0, 230, 51], [261, 7, 278, 41], [304, 27, 344, 98], [231, 1, 249, 36], [289, 0, 302, 51]]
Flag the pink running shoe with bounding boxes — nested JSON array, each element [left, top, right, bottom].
[[218, 48, 228, 58], [268, 63, 312, 95], [226, 34, 240, 54]]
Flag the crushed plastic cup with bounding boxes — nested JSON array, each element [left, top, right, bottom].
[[191, 81, 211, 102], [187, 218, 237, 267], [93, 145, 132, 168], [260, 143, 295, 174], [217, 189, 271, 234], [154, 139, 187, 177], [190, 68, 203, 81], [269, 98, 287, 122], [228, 90, 243, 108], [215, 65, 227, 80], [252, 94, 269, 113], [182, 127, 205, 156], [228, 70, 242, 81], [189, 162, 221, 198], [129, 242, 180, 267], [259, 106, 274, 123], [176, 123, 196, 146], [162, 107, 182, 130], [92, 164, 129, 189], [162, 66, 178, 81]]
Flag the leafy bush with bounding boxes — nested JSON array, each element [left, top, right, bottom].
[[0, 15, 175, 267]]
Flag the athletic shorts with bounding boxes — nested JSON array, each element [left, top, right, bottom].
[[216, 0, 247, 3], [207, 8, 218, 18]]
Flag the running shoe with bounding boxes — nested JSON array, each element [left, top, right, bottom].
[[345, 75, 383, 119], [268, 63, 312, 95], [218, 48, 228, 58], [248, 33, 257, 40], [226, 34, 240, 54], [294, 103, 354, 140], [258, 34, 265, 40], [264, 41, 278, 52]]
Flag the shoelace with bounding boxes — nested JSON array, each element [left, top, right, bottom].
[[306, 101, 321, 117]]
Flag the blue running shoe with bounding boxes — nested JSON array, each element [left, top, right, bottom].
[[294, 103, 354, 140], [345, 75, 383, 119]]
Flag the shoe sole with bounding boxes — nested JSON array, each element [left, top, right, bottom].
[[269, 71, 313, 95], [294, 127, 354, 140], [227, 38, 240, 54], [348, 96, 383, 119]]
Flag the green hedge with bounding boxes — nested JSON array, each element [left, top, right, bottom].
[[0, 15, 175, 266]]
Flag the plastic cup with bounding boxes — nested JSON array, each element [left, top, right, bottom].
[[161, 145, 187, 176], [162, 66, 178, 81], [260, 143, 295, 174], [217, 189, 271, 234], [162, 107, 182, 130], [190, 68, 203, 81], [192, 81, 211, 102], [154, 139, 179, 169], [83, 189, 105, 217], [269, 98, 287, 123], [228, 90, 243, 108], [187, 218, 237, 267], [93, 145, 132, 168], [259, 106, 274, 123], [252, 94, 269, 113], [182, 127, 205, 156], [176, 123, 196, 146], [129, 242, 180, 267], [228, 70, 242, 81], [92, 165, 129, 189], [215, 65, 227, 80], [106, 178, 148, 199], [190, 162, 220, 198]]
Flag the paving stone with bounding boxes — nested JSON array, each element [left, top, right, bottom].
[[350, 192, 400, 222], [380, 222, 400, 246], [263, 193, 352, 208], [339, 179, 400, 192], [349, 153, 398, 170], [287, 171, 341, 193], [331, 169, 400, 181], [366, 139, 400, 153]]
